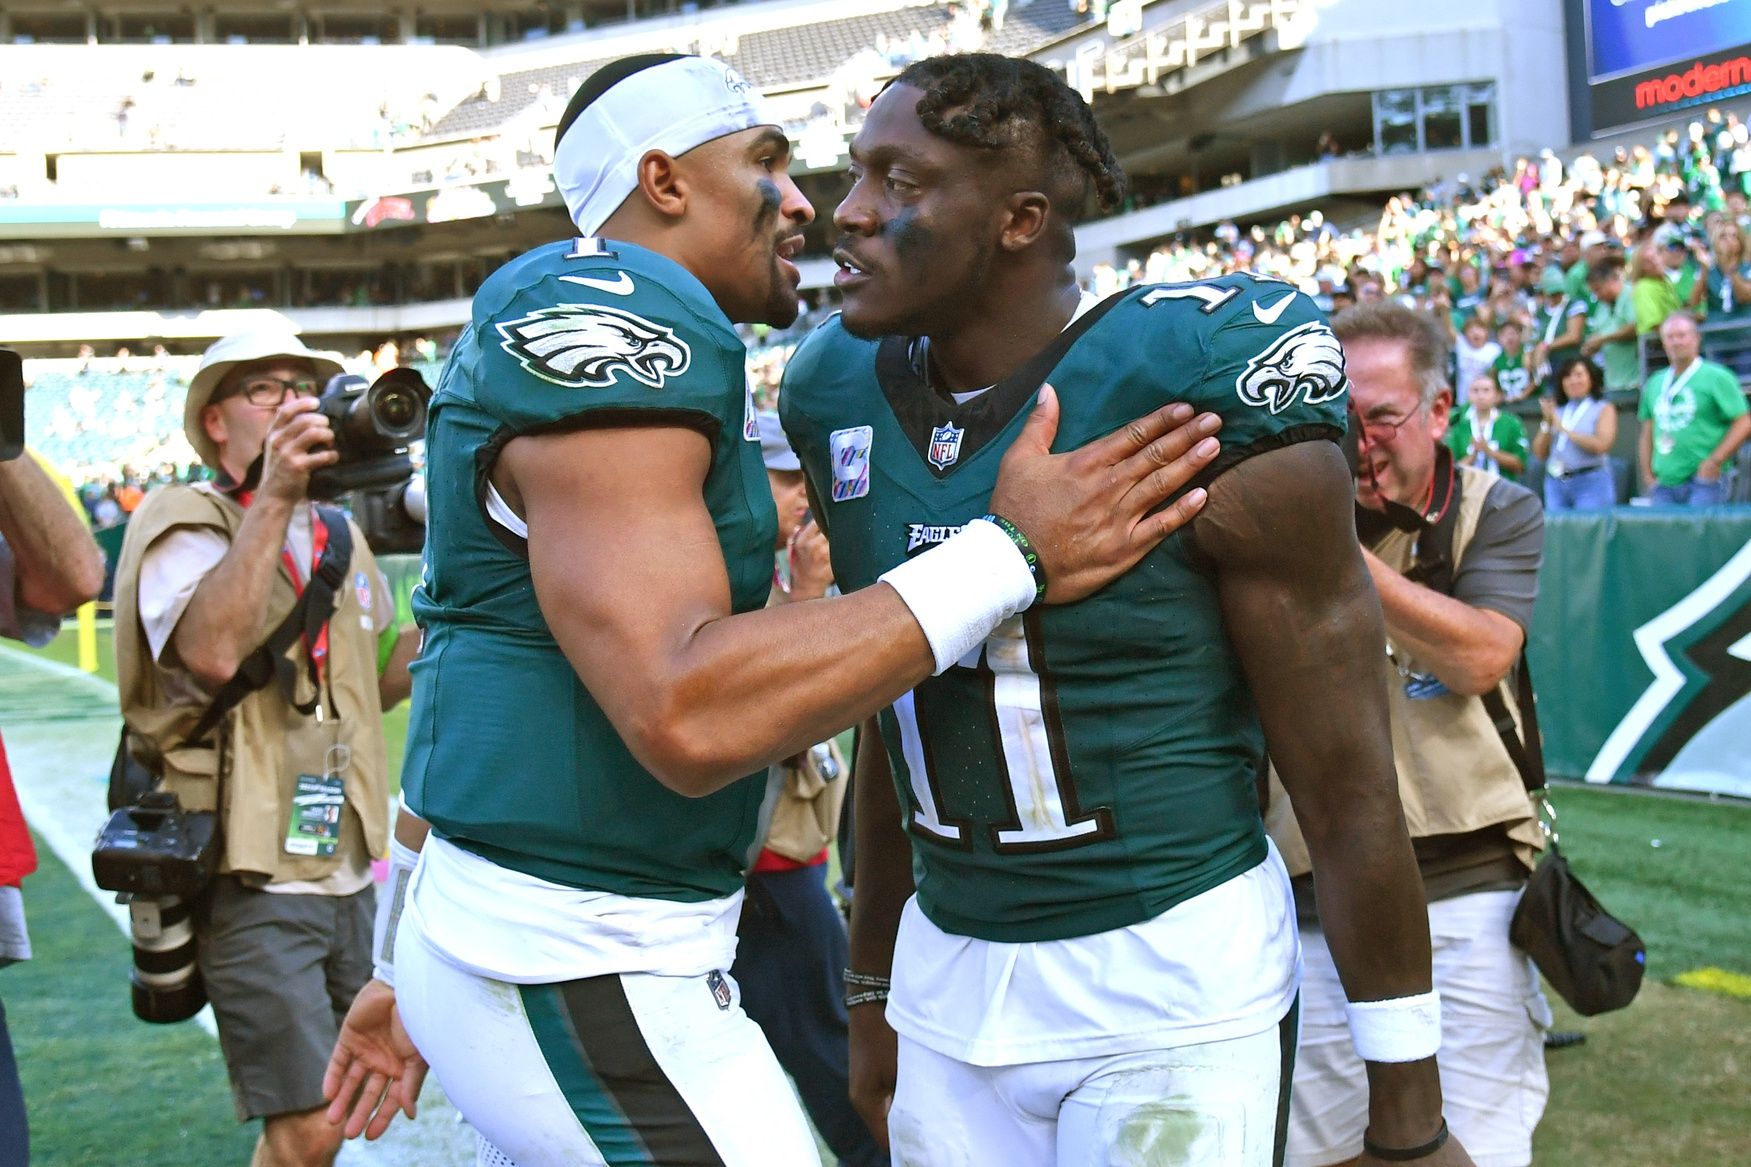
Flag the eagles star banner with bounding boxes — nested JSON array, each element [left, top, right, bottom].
[[1529, 509, 1751, 798]]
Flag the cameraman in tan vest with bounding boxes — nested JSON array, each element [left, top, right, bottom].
[[1268, 303, 1548, 1167], [113, 333, 416, 1167]]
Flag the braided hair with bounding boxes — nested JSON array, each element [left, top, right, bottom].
[[889, 54, 1126, 220]]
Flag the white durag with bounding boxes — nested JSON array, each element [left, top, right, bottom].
[[553, 56, 781, 237]]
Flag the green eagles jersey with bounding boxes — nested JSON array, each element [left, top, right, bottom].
[[781, 276, 1348, 943], [404, 237, 778, 901], [1492, 349, 1532, 401]]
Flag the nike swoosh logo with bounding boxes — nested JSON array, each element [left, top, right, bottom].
[[558, 272, 635, 295], [1252, 291, 1297, 325]]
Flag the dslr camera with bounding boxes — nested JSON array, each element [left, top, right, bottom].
[[307, 367, 432, 554], [91, 790, 217, 1024]]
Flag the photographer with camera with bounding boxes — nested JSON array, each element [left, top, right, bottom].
[[111, 332, 416, 1167], [1266, 302, 1549, 1167], [0, 350, 106, 1162]]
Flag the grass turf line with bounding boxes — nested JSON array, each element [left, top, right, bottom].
[[8, 832, 255, 1166]]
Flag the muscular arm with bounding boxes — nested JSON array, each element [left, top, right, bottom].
[[844, 716, 912, 1146], [500, 385, 1218, 797], [1552, 308, 1586, 350], [845, 717, 913, 982], [1192, 441, 1443, 1145], [0, 453, 104, 615], [506, 425, 932, 796]]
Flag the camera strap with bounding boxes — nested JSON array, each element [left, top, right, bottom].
[[185, 505, 353, 747]]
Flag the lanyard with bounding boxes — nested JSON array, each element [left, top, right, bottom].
[[1658, 360, 1701, 415], [1542, 298, 1567, 345], [278, 504, 332, 683]]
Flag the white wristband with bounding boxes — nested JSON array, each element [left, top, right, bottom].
[[1346, 990, 1442, 1063], [878, 518, 1039, 674], [371, 837, 421, 988]]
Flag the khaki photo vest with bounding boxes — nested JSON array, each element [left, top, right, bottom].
[[113, 484, 389, 885], [1268, 463, 1541, 883]]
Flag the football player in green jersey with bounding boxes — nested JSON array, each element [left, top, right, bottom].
[[325, 54, 1228, 1166], [782, 55, 1472, 1167]]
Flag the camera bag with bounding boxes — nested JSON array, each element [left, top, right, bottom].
[[97, 506, 353, 889], [1484, 652, 1645, 1015], [1410, 482, 1644, 1016]]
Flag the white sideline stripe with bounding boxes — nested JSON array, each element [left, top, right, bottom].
[[0, 644, 471, 1166]]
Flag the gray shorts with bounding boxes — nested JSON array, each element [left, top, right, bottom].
[[197, 876, 375, 1121]]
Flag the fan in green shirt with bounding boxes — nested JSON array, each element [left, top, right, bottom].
[[1581, 258, 1641, 392], [1447, 373, 1528, 480], [1491, 319, 1534, 401]]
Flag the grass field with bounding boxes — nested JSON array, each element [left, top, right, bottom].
[[13, 626, 1751, 1165]]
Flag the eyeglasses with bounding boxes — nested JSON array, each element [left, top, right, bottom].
[[1357, 410, 1421, 446], [223, 375, 320, 408]]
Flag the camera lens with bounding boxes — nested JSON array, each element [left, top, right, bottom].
[[374, 386, 418, 430], [128, 893, 207, 1024]]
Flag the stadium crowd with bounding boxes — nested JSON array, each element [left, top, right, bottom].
[[19, 105, 1751, 508]]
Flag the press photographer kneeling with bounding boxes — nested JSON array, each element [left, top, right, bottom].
[[106, 333, 420, 1167]]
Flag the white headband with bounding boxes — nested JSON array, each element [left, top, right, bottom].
[[555, 57, 780, 237]]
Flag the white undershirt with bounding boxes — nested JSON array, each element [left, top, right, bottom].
[[886, 842, 1301, 1066], [405, 835, 744, 983]]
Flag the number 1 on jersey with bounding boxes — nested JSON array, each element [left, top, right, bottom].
[[893, 615, 1114, 853]]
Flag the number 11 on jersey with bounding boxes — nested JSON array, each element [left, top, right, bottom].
[[891, 616, 1114, 853]]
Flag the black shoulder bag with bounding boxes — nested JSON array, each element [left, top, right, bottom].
[[1409, 485, 1645, 1017], [97, 508, 354, 896]]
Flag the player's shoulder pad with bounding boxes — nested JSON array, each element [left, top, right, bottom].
[[471, 238, 742, 431], [1130, 274, 1346, 420], [777, 312, 875, 419]]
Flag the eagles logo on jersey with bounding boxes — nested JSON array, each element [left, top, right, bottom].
[[1235, 321, 1347, 415], [496, 302, 693, 390]]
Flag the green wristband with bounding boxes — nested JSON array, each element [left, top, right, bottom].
[[980, 513, 1047, 604]]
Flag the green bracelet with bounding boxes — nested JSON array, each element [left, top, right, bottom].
[[981, 513, 1047, 604]]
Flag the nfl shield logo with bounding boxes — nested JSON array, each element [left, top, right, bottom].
[[927, 422, 964, 470], [354, 572, 372, 610], [829, 426, 873, 502]]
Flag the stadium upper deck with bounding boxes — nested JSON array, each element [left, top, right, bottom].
[[10, 0, 1735, 356]]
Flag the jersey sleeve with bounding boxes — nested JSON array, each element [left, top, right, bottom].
[[776, 317, 864, 531], [470, 255, 744, 437], [1185, 281, 1350, 474]]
